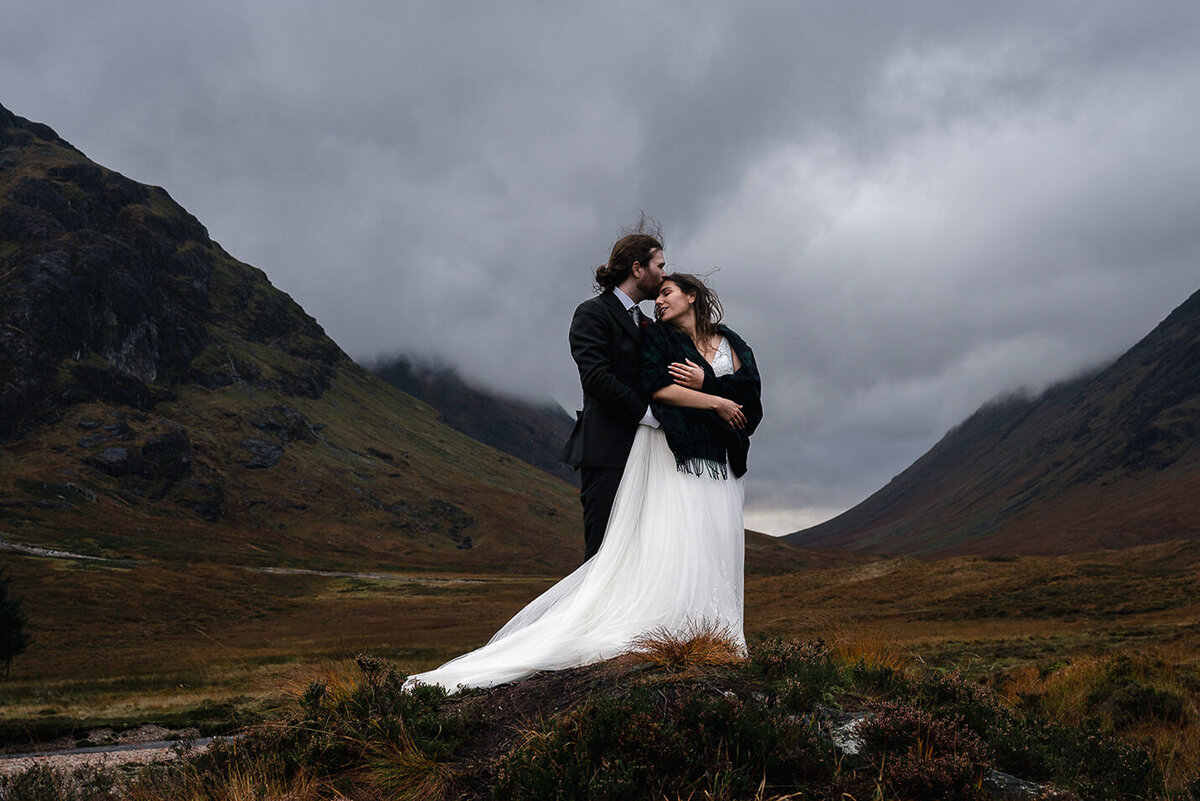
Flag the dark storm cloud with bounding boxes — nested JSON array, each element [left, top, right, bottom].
[[4, 1, 1200, 532]]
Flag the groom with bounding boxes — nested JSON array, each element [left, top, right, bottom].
[[562, 232, 666, 561]]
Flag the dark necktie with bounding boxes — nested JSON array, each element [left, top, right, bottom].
[[629, 305, 644, 328]]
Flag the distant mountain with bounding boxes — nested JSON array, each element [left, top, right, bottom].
[[786, 286, 1200, 556], [369, 356, 579, 486]]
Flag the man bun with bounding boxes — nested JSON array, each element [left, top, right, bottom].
[[595, 233, 663, 291]]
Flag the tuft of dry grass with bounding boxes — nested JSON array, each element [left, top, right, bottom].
[[806, 615, 913, 675], [360, 723, 457, 801], [621, 622, 747, 675], [281, 657, 362, 709], [123, 756, 327, 801]]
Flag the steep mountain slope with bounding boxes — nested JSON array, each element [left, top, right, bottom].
[[370, 356, 579, 486], [0, 102, 583, 574], [787, 286, 1200, 556]]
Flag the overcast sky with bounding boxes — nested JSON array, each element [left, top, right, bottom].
[[4, 2, 1199, 535]]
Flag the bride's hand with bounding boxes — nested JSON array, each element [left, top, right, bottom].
[[711, 397, 746, 429], [668, 359, 704, 390]]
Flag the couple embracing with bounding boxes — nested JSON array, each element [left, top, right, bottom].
[[408, 231, 762, 692]]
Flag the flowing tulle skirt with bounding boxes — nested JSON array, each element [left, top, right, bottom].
[[405, 425, 745, 692]]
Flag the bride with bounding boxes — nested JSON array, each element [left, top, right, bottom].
[[406, 273, 761, 692]]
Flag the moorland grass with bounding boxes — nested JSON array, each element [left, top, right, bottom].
[[3, 633, 1189, 800], [5, 542, 1200, 795]]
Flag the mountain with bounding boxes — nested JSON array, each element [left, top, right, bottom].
[[0, 102, 586, 574], [369, 356, 579, 486], [0, 103, 807, 576], [786, 286, 1200, 556]]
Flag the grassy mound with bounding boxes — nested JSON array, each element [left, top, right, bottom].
[[2, 634, 1191, 800]]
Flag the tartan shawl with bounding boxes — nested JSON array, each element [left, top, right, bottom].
[[640, 322, 762, 478]]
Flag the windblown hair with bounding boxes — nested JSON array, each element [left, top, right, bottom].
[[595, 233, 663, 291], [662, 272, 724, 342]]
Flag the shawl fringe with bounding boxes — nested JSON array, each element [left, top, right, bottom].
[[675, 456, 729, 480]]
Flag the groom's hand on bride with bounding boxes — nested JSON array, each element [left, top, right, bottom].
[[712, 397, 746, 429], [669, 359, 705, 390]]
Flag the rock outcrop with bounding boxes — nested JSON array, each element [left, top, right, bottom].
[[0, 103, 345, 443]]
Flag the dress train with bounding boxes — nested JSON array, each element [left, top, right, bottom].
[[405, 425, 745, 692]]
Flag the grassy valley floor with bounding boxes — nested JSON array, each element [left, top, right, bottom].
[[3, 538, 1200, 793]]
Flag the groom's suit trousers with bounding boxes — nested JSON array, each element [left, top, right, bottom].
[[579, 466, 624, 561]]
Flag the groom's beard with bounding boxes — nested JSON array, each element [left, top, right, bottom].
[[636, 274, 662, 302]]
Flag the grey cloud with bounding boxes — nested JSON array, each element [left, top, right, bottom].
[[3, 1, 1200, 532]]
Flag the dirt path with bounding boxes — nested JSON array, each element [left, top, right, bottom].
[[0, 532, 134, 564], [0, 532, 550, 586], [0, 727, 218, 776]]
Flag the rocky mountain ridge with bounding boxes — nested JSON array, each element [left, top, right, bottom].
[[0, 107, 343, 442]]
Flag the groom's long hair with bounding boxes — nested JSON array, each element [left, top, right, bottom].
[[595, 233, 663, 291]]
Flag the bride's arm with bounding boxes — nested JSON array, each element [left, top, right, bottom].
[[642, 323, 746, 429], [651, 384, 747, 429]]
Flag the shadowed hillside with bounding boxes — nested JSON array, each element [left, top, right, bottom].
[[0, 102, 585, 575], [787, 286, 1200, 556], [369, 355, 579, 486]]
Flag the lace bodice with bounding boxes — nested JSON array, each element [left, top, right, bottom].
[[710, 336, 734, 377]]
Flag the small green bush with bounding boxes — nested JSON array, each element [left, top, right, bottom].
[[910, 668, 1163, 798], [1084, 656, 1189, 728], [858, 699, 990, 800], [748, 638, 843, 710], [495, 682, 835, 800]]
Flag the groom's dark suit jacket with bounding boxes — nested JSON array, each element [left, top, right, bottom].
[[561, 290, 648, 469]]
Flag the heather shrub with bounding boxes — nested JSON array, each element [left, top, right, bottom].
[[910, 667, 1163, 798], [125, 653, 474, 800], [748, 638, 845, 709], [858, 699, 990, 800], [0, 765, 64, 801], [848, 655, 905, 695], [987, 713, 1161, 799], [290, 653, 479, 765], [494, 681, 835, 800], [915, 669, 1002, 727], [749, 637, 837, 681]]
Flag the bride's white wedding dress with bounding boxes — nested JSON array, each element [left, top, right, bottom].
[[406, 338, 745, 692]]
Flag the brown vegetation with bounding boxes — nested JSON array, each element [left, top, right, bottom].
[[4, 538, 1200, 792]]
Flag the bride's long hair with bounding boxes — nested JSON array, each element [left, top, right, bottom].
[[662, 272, 724, 343]]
